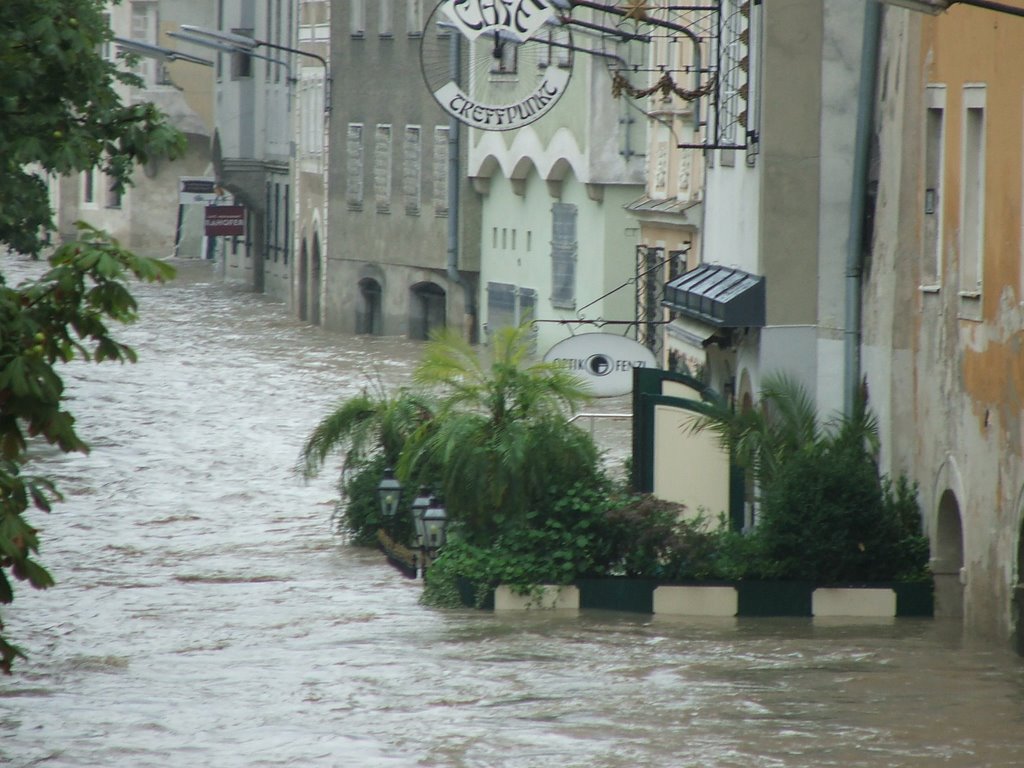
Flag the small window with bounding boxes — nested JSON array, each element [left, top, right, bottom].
[[433, 126, 449, 216], [347, 123, 365, 210], [923, 85, 946, 288], [550, 202, 577, 308], [490, 36, 518, 75], [407, 0, 423, 36], [83, 169, 95, 204], [375, 124, 393, 213], [105, 176, 122, 209], [403, 125, 421, 215], [351, 0, 366, 37], [960, 86, 986, 299]]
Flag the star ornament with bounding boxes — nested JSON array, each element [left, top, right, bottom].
[[620, 0, 650, 21]]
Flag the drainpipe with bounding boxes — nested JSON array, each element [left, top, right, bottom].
[[844, 0, 882, 416], [448, 34, 476, 341]]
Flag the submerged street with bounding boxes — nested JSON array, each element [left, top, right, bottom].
[[2, 259, 1024, 767]]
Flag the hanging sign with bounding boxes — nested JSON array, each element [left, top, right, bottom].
[[421, 0, 572, 132], [179, 176, 219, 204], [544, 333, 659, 397], [204, 205, 245, 236]]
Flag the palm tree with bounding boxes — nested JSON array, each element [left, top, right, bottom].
[[400, 322, 599, 542], [298, 376, 433, 479], [690, 372, 825, 491]]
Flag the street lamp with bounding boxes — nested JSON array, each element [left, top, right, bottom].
[[876, 0, 1024, 17], [422, 497, 449, 556], [376, 468, 403, 539], [410, 486, 433, 547], [176, 24, 331, 113], [113, 37, 214, 67]]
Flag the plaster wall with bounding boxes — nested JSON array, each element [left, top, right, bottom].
[[478, 169, 641, 354], [865, 6, 1024, 645], [325, 4, 481, 337]]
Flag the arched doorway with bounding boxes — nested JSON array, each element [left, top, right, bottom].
[[310, 232, 322, 326], [409, 282, 446, 341], [297, 239, 309, 322], [934, 489, 965, 619], [357, 278, 383, 335]]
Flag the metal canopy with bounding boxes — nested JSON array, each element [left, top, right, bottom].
[[663, 263, 765, 328]]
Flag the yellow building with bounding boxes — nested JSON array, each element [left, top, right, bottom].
[[865, 1, 1024, 648]]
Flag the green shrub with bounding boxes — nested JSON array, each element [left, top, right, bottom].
[[757, 438, 929, 583]]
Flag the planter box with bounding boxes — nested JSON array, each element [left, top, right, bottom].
[[494, 584, 579, 611], [654, 585, 738, 616], [474, 579, 934, 618], [812, 587, 896, 617]]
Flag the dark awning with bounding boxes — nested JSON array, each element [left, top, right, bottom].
[[663, 263, 765, 328]]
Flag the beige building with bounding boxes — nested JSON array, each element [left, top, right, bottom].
[[55, 1, 214, 260], [865, 2, 1024, 648]]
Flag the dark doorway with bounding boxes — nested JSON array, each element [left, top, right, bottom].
[[934, 490, 965, 619], [297, 239, 309, 322], [409, 283, 446, 341], [357, 278, 383, 335], [310, 232, 322, 326]]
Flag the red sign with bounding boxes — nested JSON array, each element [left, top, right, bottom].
[[204, 205, 245, 236]]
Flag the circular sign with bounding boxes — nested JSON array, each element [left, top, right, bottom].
[[420, 0, 573, 132], [544, 333, 659, 398]]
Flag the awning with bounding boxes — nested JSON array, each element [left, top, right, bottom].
[[663, 263, 765, 328]]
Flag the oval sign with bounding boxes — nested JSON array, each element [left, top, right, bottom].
[[544, 333, 659, 398]]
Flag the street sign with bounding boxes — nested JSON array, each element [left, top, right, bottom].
[[179, 176, 219, 204], [544, 333, 658, 397], [204, 205, 245, 236]]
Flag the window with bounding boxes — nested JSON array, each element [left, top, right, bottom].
[[130, 1, 158, 85], [231, 28, 253, 79], [105, 175, 122, 209], [283, 184, 289, 265], [486, 283, 537, 349], [374, 124, 392, 213], [960, 86, 985, 298], [351, 0, 366, 36], [550, 202, 577, 308], [538, 26, 571, 69], [490, 36, 518, 75], [718, 0, 749, 148], [403, 126, 422, 215], [82, 169, 95, 205], [407, 0, 423, 36], [923, 85, 946, 288], [433, 126, 449, 216], [299, 72, 325, 163], [347, 123, 364, 210], [379, 0, 393, 36]]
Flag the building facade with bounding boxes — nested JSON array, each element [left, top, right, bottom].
[[55, 1, 214, 261], [671, 0, 868, 419], [294, 0, 331, 325], [467, 4, 645, 355], [865, 3, 1024, 647], [325, 0, 481, 340]]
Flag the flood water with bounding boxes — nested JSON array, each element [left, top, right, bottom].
[[2, 258, 1024, 767]]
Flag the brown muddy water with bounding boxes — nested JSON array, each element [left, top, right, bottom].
[[1, 258, 1023, 767]]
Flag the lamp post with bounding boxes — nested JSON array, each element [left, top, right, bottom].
[[178, 24, 331, 113], [421, 497, 449, 570], [376, 468, 403, 541], [113, 37, 214, 67], [410, 486, 433, 578]]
